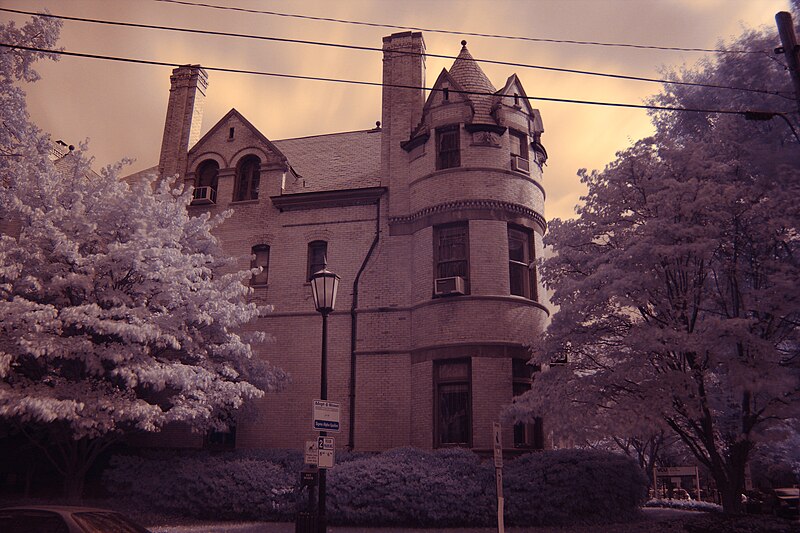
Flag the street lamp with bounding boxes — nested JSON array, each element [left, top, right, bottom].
[[310, 264, 339, 533]]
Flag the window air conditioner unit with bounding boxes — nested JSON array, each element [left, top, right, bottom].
[[434, 276, 466, 296], [192, 186, 217, 205], [511, 155, 530, 173]]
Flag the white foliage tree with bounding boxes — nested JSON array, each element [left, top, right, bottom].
[[510, 19, 800, 514], [0, 15, 285, 498]]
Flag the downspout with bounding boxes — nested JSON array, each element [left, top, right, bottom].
[[348, 195, 382, 450]]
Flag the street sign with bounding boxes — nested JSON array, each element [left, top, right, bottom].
[[313, 399, 341, 432], [318, 436, 335, 469], [493, 422, 503, 469], [304, 440, 318, 465]]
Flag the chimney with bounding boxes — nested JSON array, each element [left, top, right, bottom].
[[158, 65, 208, 181], [381, 32, 425, 217]]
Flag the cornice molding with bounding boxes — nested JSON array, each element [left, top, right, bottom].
[[389, 199, 547, 235]]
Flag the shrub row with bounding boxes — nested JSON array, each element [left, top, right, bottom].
[[103, 447, 648, 527]]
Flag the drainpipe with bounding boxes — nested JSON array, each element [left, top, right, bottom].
[[348, 196, 382, 450]]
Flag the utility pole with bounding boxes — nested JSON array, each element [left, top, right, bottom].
[[776, 11, 800, 115]]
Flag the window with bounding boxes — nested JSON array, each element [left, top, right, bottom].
[[508, 225, 537, 300], [512, 359, 544, 449], [205, 425, 236, 450], [436, 126, 460, 170], [510, 130, 528, 161], [434, 223, 469, 292], [234, 155, 260, 202], [250, 245, 270, 286], [196, 160, 219, 190], [307, 240, 327, 281], [435, 359, 471, 447]]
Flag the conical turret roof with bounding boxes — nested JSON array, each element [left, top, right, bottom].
[[448, 40, 497, 124]]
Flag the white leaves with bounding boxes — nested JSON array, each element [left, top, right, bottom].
[[0, 16, 284, 440]]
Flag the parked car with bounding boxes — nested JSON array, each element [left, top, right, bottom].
[[772, 487, 800, 519], [671, 488, 693, 500], [0, 505, 152, 533]]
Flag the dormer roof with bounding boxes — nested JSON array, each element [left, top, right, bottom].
[[188, 108, 287, 163]]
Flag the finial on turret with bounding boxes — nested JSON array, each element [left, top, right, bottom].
[[461, 40, 467, 47]]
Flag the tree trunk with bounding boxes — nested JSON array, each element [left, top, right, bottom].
[[62, 466, 87, 502]]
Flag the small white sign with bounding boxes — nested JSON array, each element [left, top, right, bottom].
[[313, 399, 341, 432], [318, 436, 335, 469], [304, 440, 318, 465]]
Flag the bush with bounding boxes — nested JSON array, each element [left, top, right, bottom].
[[503, 449, 649, 526], [645, 498, 722, 513], [103, 449, 301, 521], [104, 447, 648, 527], [327, 447, 495, 527]]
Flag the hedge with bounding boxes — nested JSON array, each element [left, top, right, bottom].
[[103, 447, 648, 527]]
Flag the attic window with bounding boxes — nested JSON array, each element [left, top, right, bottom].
[[228, 127, 235, 140], [443, 87, 450, 101], [513, 93, 520, 106]]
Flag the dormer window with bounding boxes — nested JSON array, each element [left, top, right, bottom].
[[228, 127, 235, 140], [234, 155, 260, 202], [436, 126, 460, 170]]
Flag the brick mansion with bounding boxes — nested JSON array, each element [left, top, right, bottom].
[[133, 31, 549, 454]]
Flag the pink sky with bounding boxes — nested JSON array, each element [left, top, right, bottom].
[[3, 0, 790, 221]]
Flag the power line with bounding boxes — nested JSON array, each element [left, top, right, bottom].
[[1, 7, 789, 101], [154, 0, 767, 56], [2, 42, 790, 120]]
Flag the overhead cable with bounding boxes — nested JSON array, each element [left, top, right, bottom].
[[2, 42, 790, 120], [0, 7, 788, 100], [153, 0, 767, 55]]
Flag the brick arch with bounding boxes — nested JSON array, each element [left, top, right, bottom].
[[230, 146, 274, 168], [186, 151, 227, 173]]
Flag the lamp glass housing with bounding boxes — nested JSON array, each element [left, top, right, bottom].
[[310, 267, 340, 314]]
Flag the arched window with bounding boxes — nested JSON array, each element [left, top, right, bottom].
[[234, 155, 260, 202], [196, 160, 219, 190], [307, 240, 327, 281], [193, 160, 219, 204], [250, 244, 270, 286]]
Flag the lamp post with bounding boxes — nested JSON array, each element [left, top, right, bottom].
[[310, 264, 340, 533]]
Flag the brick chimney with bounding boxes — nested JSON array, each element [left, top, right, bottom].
[[381, 32, 425, 217], [158, 65, 208, 181]]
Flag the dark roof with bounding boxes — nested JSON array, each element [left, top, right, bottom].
[[121, 128, 382, 194], [274, 129, 382, 193]]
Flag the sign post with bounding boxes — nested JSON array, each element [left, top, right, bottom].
[[493, 422, 505, 533], [653, 466, 700, 500]]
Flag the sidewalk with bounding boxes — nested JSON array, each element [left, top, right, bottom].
[[149, 507, 701, 533]]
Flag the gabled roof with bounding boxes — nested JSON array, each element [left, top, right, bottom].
[[423, 68, 471, 114], [188, 108, 287, 162], [495, 74, 537, 120], [448, 41, 498, 125], [274, 129, 382, 193]]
